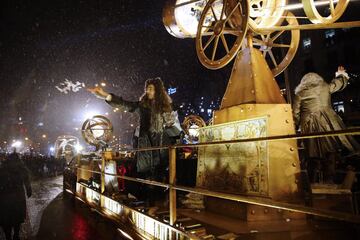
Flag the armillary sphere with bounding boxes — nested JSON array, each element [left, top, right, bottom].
[[182, 114, 207, 142], [82, 115, 113, 147], [302, 0, 350, 24]]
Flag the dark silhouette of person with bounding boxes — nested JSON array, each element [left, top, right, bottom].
[[293, 66, 360, 183], [0, 152, 32, 240]]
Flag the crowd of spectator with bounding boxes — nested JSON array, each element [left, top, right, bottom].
[[0, 153, 66, 178]]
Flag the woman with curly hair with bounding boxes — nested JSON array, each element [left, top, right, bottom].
[[88, 77, 180, 183]]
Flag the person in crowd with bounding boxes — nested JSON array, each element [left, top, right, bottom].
[[293, 66, 360, 183], [0, 152, 32, 240]]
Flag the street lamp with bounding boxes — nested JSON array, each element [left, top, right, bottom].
[[11, 141, 22, 148]]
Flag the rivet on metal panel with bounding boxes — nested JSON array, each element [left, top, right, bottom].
[[285, 119, 289, 123], [290, 147, 294, 151], [251, 210, 256, 215], [292, 163, 297, 167]]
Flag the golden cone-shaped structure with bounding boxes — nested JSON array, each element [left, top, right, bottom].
[[221, 47, 286, 109]]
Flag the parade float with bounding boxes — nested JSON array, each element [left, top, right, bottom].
[[65, 0, 360, 239]]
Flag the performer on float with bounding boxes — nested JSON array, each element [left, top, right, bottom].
[[88, 77, 181, 200], [293, 66, 359, 183]]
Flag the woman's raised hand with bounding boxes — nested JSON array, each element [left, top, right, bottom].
[[336, 65, 350, 79], [87, 86, 110, 99]]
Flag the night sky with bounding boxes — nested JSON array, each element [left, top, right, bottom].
[[1, 0, 359, 150], [0, 0, 230, 148]]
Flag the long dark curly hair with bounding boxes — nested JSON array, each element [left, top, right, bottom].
[[139, 77, 172, 113]]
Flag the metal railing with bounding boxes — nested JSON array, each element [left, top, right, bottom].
[[73, 127, 360, 231]]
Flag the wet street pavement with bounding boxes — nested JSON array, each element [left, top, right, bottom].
[[0, 176, 126, 240]]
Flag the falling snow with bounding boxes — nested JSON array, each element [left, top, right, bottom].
[[55, 79, 85, 94]]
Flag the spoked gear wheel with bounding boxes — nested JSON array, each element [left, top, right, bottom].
[[196, 0, 249, 70]]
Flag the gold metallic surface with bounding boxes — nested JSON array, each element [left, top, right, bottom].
[[199, 103, 303, 220], [212, 104, 302, 201], [221, 47, 285, 108], [197, 117, 269, 196], [169, 147, 177, 225], [195, 0, 249, 69], [302, 0, 349, 24], [248, 0, 287, 32], [257, 20, 360, 31], [251, 12, 300, 76]]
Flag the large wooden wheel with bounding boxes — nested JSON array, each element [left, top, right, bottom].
[[250, 12, 300, 76], [196, 0, 249, 70], [302, 0, 349, 24], [248, 0, 287, 32]]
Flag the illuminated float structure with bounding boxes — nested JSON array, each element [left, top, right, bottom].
[[69, 115, 205, 239], [68, 0, 360, 239], [162, 0, 360, 236]]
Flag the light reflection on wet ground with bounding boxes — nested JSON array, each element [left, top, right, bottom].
[[0, 176, 63, 240], [0, 176, 126, 240]]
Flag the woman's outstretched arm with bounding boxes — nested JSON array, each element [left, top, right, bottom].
[[88, 86, 139, 112], [105, 93, 139, 112]]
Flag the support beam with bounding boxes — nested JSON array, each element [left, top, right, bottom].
[[257, 21, 360, 32], [169, 147, 177, 226]]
